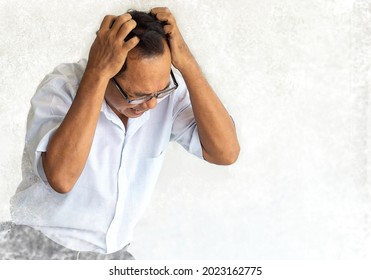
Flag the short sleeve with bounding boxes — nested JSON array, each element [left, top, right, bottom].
[[25, 78, 75, 182], [170, 86, 204, 160]]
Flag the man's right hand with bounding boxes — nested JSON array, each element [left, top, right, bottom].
[[86, 13, 140, 79], [43, 14, 139, 194]]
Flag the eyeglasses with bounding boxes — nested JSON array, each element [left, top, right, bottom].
[[112, 70, 179, 105]]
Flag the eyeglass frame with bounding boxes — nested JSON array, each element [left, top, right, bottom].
[[111, 69, 179, 105]]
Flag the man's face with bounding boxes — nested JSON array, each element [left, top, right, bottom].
[[105, 44, 172, 119]]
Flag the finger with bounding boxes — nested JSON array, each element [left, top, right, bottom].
[[163, 25, 175, 36], [117, 19, 137, 40], [153, 12, 175, 25], [110, 13, 133, 34], [150, 7, 171, 16], [123, 36, 140, 52], [99, 15, 117, 31]]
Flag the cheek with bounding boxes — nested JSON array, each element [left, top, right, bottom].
[[117, 103, 134, 113], [111, 95, 133, 109], [106, 95, 132, 114]]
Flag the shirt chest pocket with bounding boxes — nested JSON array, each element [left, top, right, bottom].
[[123, 151, 166, 192]]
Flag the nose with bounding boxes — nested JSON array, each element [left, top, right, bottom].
[[142, 97, 157, 110]]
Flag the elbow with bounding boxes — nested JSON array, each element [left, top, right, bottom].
[[220, 144, 240, 165], [42, 153, 77, 194], [205, 143, 240, 165], [47, 176, 75, 194], [229, 150, 240, 165], [42, 165, 74, 194]]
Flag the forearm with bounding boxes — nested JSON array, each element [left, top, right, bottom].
[[179, 59, 240, 165], [42, 70, 109, 193], [150, 8, 239, 164]]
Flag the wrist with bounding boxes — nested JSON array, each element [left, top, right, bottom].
[[84, 65, 112, 81], [176, 55, 198, 74], [176, 57, 201, 78], [77, 68, 110, 100]]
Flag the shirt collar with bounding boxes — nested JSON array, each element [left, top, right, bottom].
[[101, 99, 150, 136]]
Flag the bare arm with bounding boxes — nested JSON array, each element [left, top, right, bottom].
[[152, 8, 240, 165], [42, 14, 139, 193]]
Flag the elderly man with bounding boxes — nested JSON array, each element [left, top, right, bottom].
[[1, 8, 239, 259]]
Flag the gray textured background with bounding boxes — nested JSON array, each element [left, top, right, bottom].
[[1, 0, 371, 259]]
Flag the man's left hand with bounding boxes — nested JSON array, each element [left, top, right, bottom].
[[151, 7, 194, 72]]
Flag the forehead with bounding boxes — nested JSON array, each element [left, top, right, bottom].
[[126, 54, 171, 77], [120, 50, 172, 94]]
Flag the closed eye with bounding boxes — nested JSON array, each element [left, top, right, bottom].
[[132, 82, 171, 98]]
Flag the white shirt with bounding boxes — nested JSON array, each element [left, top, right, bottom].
[[10, 59, 203, 254]]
